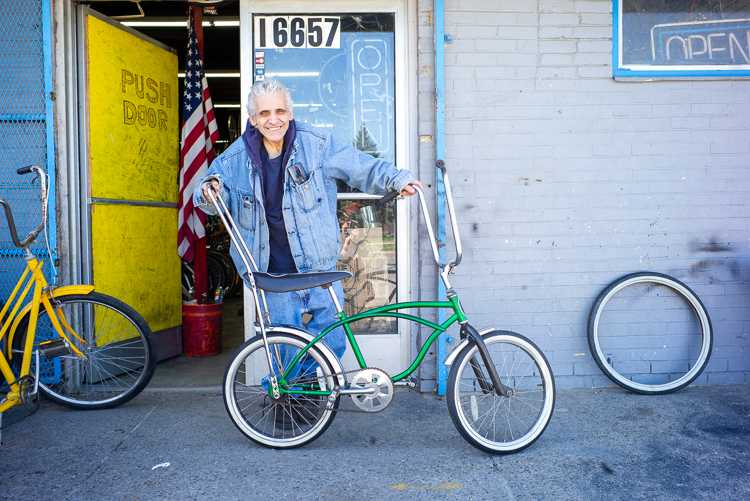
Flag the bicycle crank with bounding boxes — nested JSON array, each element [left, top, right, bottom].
[[349, 368, 393, 412], [276, 367, 395, 414], [19, 376, 40, 413], [20, 349, 41, 413]]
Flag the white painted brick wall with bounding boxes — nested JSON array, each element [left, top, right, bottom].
[[417, 0, 750, 390]]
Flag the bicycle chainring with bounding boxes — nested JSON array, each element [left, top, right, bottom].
[[349, 368, 394, 413]]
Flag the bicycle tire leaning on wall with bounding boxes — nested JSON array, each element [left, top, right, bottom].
[[587, 272, 713, 395]]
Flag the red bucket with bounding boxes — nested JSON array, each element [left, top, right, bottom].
[[182, 302, 223, 357]]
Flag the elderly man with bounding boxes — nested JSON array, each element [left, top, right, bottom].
[[194, 78, 420, 427]]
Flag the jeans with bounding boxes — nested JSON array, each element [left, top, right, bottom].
[[261, 281, 346, 389]]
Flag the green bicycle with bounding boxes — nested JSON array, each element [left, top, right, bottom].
[[209, 160, 555, 454]]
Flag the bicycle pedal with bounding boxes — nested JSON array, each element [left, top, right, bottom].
[[394, 376, 417, 388], [38, 339, 71, 359]]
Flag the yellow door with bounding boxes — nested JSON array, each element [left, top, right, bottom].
[[83, 11, 182, 358]]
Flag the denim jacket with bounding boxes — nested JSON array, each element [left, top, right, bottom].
[[193, 121, 414, 278]]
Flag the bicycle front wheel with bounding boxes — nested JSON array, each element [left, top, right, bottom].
[[587, 272, 713, 395], [223, 332, 339, 449], [446, 331, 555, 454], [13, 293, 156, 409]]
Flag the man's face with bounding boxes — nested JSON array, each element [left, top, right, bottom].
[[250, 91, 293, 144]]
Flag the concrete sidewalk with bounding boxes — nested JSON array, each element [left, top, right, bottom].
[[1, 384, 748, 500]]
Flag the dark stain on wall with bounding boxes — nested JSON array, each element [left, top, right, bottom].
[[690, 259, 715, 273], [688, 258, 742, 280], [691, 237, 732, 253], [726, 259, 742, 280]]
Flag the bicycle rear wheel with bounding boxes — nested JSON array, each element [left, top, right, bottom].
[[182, 261, 195, 300], [587, 272, 712, 395], [446, 330, 555, 454], [208, 249, 241, 298], [13, 293, 156, 409], [223, 333, 338, 449], [206, 254, 226, 294]]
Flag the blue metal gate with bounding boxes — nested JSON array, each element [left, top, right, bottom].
[[0, 0, 56, 347]]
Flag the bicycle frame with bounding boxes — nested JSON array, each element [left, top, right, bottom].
[[0, 254, 96, 414], [271, 297, 465, 396]]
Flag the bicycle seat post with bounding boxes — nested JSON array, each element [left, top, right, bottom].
[[207, 188, 281, 399], [324, 284, 344, 317]]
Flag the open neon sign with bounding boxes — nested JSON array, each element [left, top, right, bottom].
[[651, 18, 750, 64]]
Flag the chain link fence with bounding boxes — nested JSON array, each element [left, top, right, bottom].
[[0, 0, 53, 367]]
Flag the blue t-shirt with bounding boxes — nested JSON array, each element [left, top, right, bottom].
[[261, 145, 297, 274]]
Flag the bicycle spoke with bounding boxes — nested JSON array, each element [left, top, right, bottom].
[[21, 295, 156, 408], [224, 334, 337, 448], [448, 333, 554, 453]]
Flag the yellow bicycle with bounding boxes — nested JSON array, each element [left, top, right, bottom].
[[0, 166, 156, 422]]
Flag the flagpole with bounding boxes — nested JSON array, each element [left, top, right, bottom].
[[191, 4, 208, 305]]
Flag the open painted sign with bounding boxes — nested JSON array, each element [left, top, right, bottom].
[[254, 16, 341, 49]]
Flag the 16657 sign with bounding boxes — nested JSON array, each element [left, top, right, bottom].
[[254, 16, 341, 49]]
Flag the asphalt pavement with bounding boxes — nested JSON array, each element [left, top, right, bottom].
[[1, 383, 748, 500]]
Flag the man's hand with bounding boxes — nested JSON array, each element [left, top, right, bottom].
[[202, 179, 221, 202], [400, 179, 423, 197]]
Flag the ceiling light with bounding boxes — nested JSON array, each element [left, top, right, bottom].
[[121, 20, 240, 28], [266, 72, 320, 77], [122, 21, 187, 27], [178, 72, 241, 78]]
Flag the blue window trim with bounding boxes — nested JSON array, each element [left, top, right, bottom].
[[612, 0, 750, 78], [43, 0, 57, 259]]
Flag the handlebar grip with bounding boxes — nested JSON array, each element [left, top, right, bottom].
[[0, 199, 24, 248], [378, 190, 400, 205], [17, 165, 34, 175], [436, 159, 446, 175]]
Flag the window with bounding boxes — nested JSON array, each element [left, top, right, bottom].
[[614, 0, 750, 76]]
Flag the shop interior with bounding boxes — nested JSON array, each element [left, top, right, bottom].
[[88, 0, 244, 387]]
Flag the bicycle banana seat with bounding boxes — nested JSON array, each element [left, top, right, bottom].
[[244, 270, 352, 293]]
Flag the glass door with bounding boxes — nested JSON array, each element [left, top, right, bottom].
[[240, 1, 411, 374], [252, 13, 397, 334]]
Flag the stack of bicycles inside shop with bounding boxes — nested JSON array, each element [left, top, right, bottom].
[[181, 217, 242, 302]]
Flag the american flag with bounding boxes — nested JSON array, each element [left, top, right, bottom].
[[178, 11, 219, 261]]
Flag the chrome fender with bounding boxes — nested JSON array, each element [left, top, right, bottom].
[[255, 323, 348, 387], [442, 326, 496, 367], [8, 285, 95, 361]]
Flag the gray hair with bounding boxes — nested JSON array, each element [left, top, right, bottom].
[[246, 77, 294, 117]]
